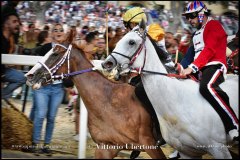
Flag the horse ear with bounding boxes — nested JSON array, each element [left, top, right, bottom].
[[65, 28, 77, 44], [139, 18, 146, 30], [138, 18, 147, 37]]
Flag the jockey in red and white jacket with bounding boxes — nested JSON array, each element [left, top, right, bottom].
[[188, 17, 228, 76], [181, 1, 238, 142]]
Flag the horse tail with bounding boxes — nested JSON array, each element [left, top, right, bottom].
[[130, 150, 141, 159]]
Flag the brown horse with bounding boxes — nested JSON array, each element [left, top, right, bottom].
[[25, 31, 166, 159]]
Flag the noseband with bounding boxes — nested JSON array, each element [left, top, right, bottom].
[[37, 44, 72, 83], [109, 30, 147, 73]]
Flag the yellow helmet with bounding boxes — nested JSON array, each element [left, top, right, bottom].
[[122, 7, 147, 23]]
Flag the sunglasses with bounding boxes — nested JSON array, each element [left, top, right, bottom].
[[53, 29, 64, 32], [185, 12, 198, 20]]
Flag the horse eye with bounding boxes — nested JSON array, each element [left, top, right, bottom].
[[129, 40, 135, 45]]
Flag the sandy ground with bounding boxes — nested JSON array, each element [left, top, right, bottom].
[[1, 98, 238, 159]]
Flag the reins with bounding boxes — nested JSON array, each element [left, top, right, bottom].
[[52, 67, 98, 80], [129, 68, 188, 79]]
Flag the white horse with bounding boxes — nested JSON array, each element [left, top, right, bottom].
[[101, 24, 239, 159]]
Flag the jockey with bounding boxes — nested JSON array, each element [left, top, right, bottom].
[[122, 6, 167, 146], [180, 1, 239, 142]]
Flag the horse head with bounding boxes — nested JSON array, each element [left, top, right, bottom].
[[102, 20, 148, 79], [25, 29, 77, 89]]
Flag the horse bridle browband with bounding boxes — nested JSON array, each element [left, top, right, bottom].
[[37, 43, 72, 83], [109, 29, 147, 73]]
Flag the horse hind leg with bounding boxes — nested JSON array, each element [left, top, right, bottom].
[[139, 136, 166, 159], [95, 147, 120, 159], [130, 150, 141, 159]]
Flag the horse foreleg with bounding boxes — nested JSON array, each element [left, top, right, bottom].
[[140, 136, 166, 159], [95, 145, 120, 159]]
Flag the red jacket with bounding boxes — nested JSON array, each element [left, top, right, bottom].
[[189, 18, 227, 73]]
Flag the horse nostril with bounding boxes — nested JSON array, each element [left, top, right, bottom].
[[102, 61, 113, 69], [27, 74, 34, 80], [105, 61, 113, 69]]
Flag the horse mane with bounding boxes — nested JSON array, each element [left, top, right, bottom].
[[147, 34, 176, 73], [65, 28, 77, 44], [63, 28, 87, 60], [65, 28, 92, 61], [147, 34, 168, 61]]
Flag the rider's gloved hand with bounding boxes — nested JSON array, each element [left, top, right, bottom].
[[175, 63, 183, 75]]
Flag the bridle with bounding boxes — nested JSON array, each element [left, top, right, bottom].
[[37, 43, 98, 84], [106, 29, 188, 79], [37, 43, 72, 83], [109, 29, 147, 74]]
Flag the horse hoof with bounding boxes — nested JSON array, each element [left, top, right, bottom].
[[168, 150, 180, 159], [130, 150, 141, 159]]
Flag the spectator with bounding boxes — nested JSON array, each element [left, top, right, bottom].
[[1, 1, 20, 43], [178, 28, 192, 55], [165, 31, 175, 52], [174, 33, 182, 45], [164, 31, 183, 63], [76, 31, 99, 61], [171, 37, 184, 63], [29, 23, 65, 156], [1, 7, 26, 107], [93, 35, 107, 60], [104, 26, 114, 52], [108, 27, 123, 52], [32, 30, 52, 56], [22, 23, 38, 54]]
